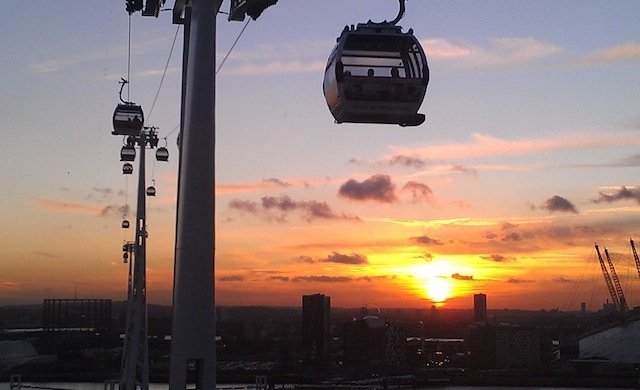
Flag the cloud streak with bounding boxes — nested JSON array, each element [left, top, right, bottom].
[[34, 197, 102, 215], [422, 37, 562, 68], [579, 42, 640, 65], [390, 132, 640, 162], [228, 195, 359, 222], [593, 186, 640, 204]]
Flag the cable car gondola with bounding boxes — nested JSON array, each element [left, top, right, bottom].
[[113, 103, 144, 136], [120, 145, 136, 162], [156, 146, 169, 162], [146, 186, 156, 197], [323, 0, 429, 127], [112, 78, 144, 136], [122, 162, 134, 175]]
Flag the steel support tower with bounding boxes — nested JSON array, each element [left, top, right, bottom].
[[119, 128, 160, 390]]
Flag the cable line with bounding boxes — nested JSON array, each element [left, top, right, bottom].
[[127, 14, 132, 101], [217, 18, 251, 74], [147, 25, 181, 122]]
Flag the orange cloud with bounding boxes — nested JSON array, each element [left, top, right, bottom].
[[421, 37, 562, 68], [389, 132, 640, 161], [34, 197, 101, 215], [581, 42, 640, 64]]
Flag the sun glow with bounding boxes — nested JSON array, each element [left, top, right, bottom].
[[409, 259, 458, 306]]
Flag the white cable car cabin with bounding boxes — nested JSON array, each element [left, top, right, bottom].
[[113, 103, 144, 136], [323, 22, 429, 127]]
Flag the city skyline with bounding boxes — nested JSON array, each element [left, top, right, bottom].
[[1, 1, 639, 310]]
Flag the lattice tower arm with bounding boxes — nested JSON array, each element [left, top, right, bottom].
[[605, 247, 629, 315], [631, 238, 640, 280], [596, 244, 620, 309]]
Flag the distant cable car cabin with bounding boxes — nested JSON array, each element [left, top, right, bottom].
[[122, 219, 130, 229], [113, 103, 144, 136], [122, 163, 134, 175], [146, 186, 156, 197], [120, 145, 136, 162], [156, 146, 169, 162], [323, 1, 429, 127]]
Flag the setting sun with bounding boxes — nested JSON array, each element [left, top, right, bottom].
[[408, 259, 460, 306]]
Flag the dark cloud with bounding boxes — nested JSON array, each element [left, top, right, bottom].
[[302, 200, 340, 221], [542, 195, 578, 213], [268, 276, 290, 282], [263, 178, 291, 187], [593, 186, 640, 204], [295, 256, 315, 264], [292, 275, 352, 283], [323, 252, 368, 265], [357, 275, 392, 282], [228, 199, 259, 214], [574, 225, 595, 234], [262, 195, 297, 211], [481, 254, 515, 262], [409, 235, 444, 246], [451, 273, 474, 281], [388, 155, 427, 169], [484, 232, 498, 240], [502, 232, 522, 242], [229, 195, 358, 222], [450, 164, 477, 175], [338, 174, 397, 203], [93, 187, 113, 196], [612, 154, 640, 167], [100, 204, 130, 216], [348, 157, 365, 166], [403, 181, 434, 202], [500, 222, 518, 230], [32, 251, 60, 258], [219, 275, 244, 282], [507, 278, 535, 284], [294, 252, 368, 265], [553, 276, 573, 283]]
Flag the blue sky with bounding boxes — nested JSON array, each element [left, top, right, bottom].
[[1, 1, 639, 309]]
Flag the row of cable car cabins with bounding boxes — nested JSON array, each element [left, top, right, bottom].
[[113, 0, 429, 232], [113, 101, 168, 229]]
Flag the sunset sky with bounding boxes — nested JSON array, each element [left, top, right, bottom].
[[1, 1, 639, 311]]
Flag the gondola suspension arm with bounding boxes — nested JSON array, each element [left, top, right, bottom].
[[389, 0, 406, 26]]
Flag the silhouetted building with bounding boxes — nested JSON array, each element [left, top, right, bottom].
[[495, 326, 541, 369], [466, 323, 495, 369], [467, 323, 542, 369], [41, 299, 114, 352], [343, 312, 406, 369], [302, 293, 330, 365], [43, 299, 112, 333], [474, 293, 487, 323]]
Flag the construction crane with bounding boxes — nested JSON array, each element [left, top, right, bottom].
[[595, 244, 621, 313], [604, 247, 629, 316], [630, 238, 640, 280]]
